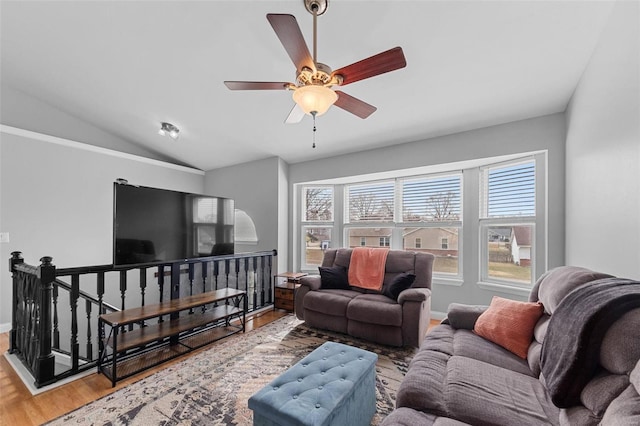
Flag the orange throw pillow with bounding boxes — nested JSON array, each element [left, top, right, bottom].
[[474, 296, 544, 359]]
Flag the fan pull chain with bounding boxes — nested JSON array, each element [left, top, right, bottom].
[[312, 112, 317, 149]]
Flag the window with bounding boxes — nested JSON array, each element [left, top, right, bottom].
[[304, 187, 333, 221], [347, 181, 394, 222], [346, 228, 393, 248], [304, 227, 332, 266], [301, 187, 334, 267], [401, 174, 462, 276], [480, 160, 536, 285], [296, 153, 545, 289]]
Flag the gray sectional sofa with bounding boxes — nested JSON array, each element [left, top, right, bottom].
[[294, 248, 434, 347], [383, 266, 640, 425]]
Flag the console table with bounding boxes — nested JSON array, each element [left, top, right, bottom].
[[98, 288, 246, 387]]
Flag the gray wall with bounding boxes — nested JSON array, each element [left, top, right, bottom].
[[203, 157, 288, 274], [0, 128, 205, 329], [565, 0, 640, 280], [289, 113, 566, 314]]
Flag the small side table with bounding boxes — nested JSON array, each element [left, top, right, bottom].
[[274, 272, 307, 313]]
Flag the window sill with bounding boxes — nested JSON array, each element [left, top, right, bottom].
[[477, 281, 531, 297], [433, 277, 464, 287]]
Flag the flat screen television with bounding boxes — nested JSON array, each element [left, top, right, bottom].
[[113, 183, 234, 266]]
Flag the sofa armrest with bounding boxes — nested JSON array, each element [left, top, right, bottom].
[[398, 287, 431, 304], [299, 274, 322, 291], [446, 303, 488, 330]]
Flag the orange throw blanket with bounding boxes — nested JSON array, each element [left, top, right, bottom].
[[348, 247, 390, 291]]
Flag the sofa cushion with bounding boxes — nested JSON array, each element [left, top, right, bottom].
[[346, 294, 403, 327], [474, 296, 544, 359], [599, 385, 640, 425], [530, 266, 613, 313], [452, 329, 534, 377], [318, 265, 350, 289], [580, 372, 629, 416], [445, 356, 559, 425], [382, 273, 416, 301], [303, 290, 357, 316], [600, 308, 640, 374], [447, 303, 488, 330]]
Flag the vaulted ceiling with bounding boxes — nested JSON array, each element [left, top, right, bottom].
[[0, 1, 615, 170]]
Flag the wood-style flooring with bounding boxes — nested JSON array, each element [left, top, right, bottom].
[[0, 312, 439, 426]]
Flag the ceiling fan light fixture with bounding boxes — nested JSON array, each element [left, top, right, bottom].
[[292, 85, 337, 116], [159, 122, 180, 140]]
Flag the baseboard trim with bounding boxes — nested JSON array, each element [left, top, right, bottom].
[[431, 310, 446, 321], [0, 323, 11, 334]]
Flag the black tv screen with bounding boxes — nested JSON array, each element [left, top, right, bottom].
[[113, 183, 234, 265]]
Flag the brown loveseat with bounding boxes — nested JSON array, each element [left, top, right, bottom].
[[382, 266, 640, 425], [294, 248, 434, 347]]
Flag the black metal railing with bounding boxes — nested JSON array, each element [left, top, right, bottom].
[[9, 249, 276, 388]]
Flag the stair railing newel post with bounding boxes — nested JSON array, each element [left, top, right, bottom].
[[9, 251, 25, 354], [35, 256, 56, 387]]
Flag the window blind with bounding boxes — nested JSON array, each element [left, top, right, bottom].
[[482, 161, 535, 218], [402, 175, 461, 222], [347, 181, 394, 222]]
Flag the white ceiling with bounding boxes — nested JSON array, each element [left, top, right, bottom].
[[0, 0, 615, 171]]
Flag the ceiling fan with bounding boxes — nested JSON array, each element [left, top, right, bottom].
[[224, 0, 407, 124]]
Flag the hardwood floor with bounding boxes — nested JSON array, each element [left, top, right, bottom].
[[0, 312, 440, 426], [0, 310, 287, 426]]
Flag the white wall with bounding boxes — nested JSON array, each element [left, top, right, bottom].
[[289, 114, 566, 313], [0, 127, 205, 329], [566, 0, 640, 280], [203, 157, 288, 273]]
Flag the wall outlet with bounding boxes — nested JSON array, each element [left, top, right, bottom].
[[0, 233, 9, 243]]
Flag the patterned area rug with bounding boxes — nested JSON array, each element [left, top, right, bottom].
[[47, 315, 416, 425]]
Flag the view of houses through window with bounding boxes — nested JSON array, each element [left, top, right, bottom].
[[299, 156, 541, 287]]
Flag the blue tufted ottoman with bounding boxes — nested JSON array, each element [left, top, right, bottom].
[[248, 341, 379, 426]]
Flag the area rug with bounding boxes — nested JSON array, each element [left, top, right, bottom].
[[47, 315, 416, 425]]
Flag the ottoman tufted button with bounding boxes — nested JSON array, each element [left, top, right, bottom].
[[358, 356, 363, 360], [302, 363, 307, 367], [318, 385, 323, 390], [341, 351, 345, 355], [293, 395, 298, 399], [341, 363, 345, 367], [316, 403, 321, 408], [298, 378, 303, 382], [321, 371, 325, 375], [273, 386, 279, 390], [323, 357, 327, 360]]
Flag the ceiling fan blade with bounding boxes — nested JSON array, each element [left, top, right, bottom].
[[267, 14, 315, 72], [332, 47, 407, 86], [334, 91, 377, 119], [224, 81, 290, 90], [285, 103, 305, 124]]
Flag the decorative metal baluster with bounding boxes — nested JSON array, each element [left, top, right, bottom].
[[188, 263, 195, 314], [139, 268, 147, 307], [97, 272, 105, 354], [86, 299, 93, 361], [201, 261, 208, 313], [70, 274, 80, 371], [158, 265, 165, 322], [235, 258, 240, 291], [243, 258, 250, 309], [213, 261, 219, 307], [52, 283, 60, 350], [252, 257, 258, 311], [224, 259, 230, 306], [267, 255, 273, 304], [119, 271, 131, 331]]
